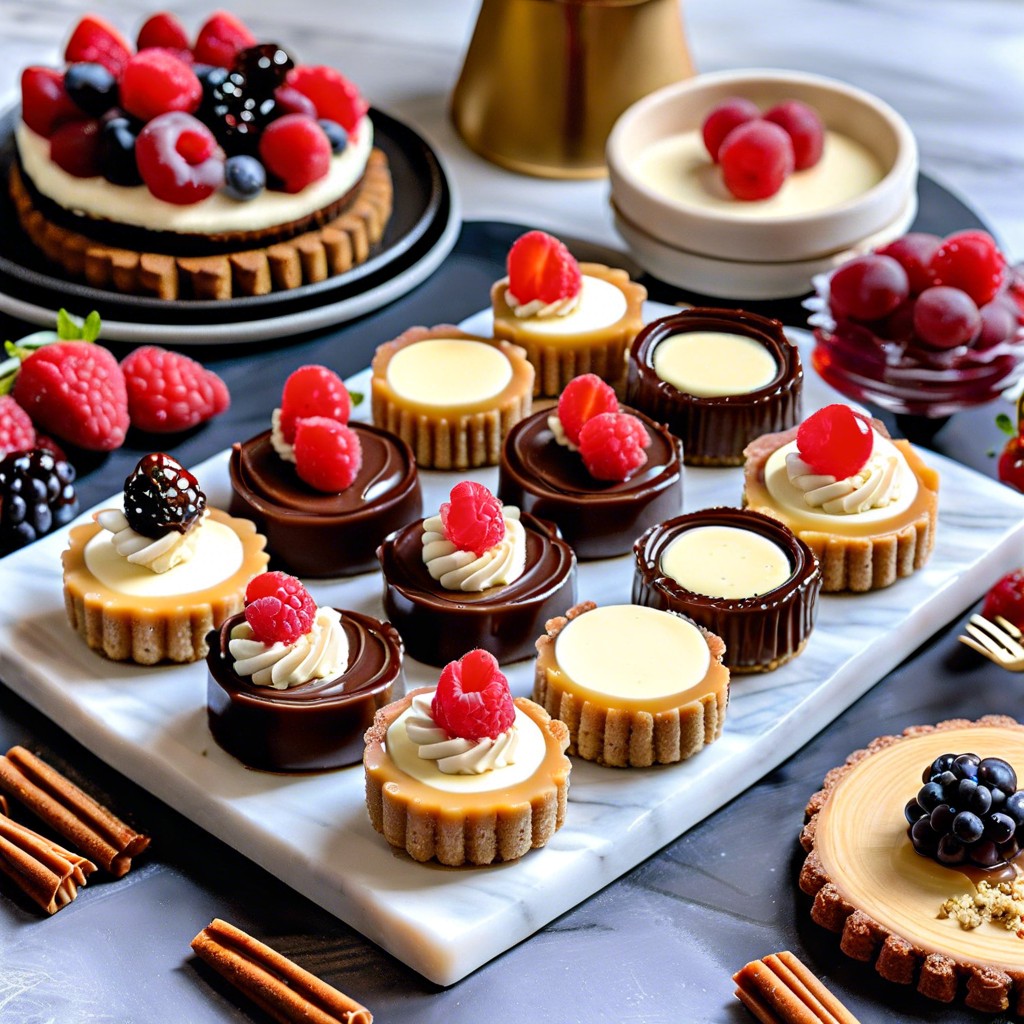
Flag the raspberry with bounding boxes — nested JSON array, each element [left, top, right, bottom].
[[244, 571, 316, 645], [0, 396, 36, 457], [286, 65, 368, 136], [796, 404, 873, 479], [65, 15, 133, 78], [279, 365, 351, 443], [193, 12, 256, 69], [763, 99, 824, 171], [557, 373, 618, 446], [431, 649, 515, 741], [120, 50, 202, 121], [506, 230, 582, 306], [718, 119, 794, 201], [577, 412, 650, 482], [21, 67, 80, 138], [49, 119, 103, 178], [440, 481, 506, 555], [929, 230, 1006, 307], [136, 111, 224, 205], [701, 97, 760, 163], [13, 341, 128, 451], [828, 254, 909, 322], [121, 346, 230, 433], [912, 286, 981, 349], [876, 233, 942, 295], [293, 417, 362, 493], [137, 12, 191, 53], [983, 569, 1024, 630], [258, 114, 331, 193], [123, 452, 205, 537]]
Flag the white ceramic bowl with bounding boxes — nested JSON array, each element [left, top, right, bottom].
[[607, 69, 918, 263]]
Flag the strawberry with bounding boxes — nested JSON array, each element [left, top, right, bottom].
[[193, 11, 256, 69], [286, 66, 368, 136], [506, 230, 582, 306], [21, 67, 81, 138], [0, 396, 35, 457], [982, 569, 1024, 632], [121, 346, 229, 433], [137, 12, 191, 53], [65, 15, 133, 77]]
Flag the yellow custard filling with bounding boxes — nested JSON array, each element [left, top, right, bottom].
[[652, 331, 779, 397], [385, 338, 513, 407]]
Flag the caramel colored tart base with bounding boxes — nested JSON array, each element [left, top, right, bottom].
[[62, 508, 268, 665], [800, 716, 1024, 1015], [533, 602, 729, 768], [492, 262, 646, 397], [9, 151, 392, 300], [743, 425, 939, 593], [371, 325, 534, 469], [363, 689, 571, 866]]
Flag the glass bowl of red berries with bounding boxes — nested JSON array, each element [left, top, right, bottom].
[[807, 230, 1024, 418]]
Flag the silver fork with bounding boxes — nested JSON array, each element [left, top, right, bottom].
[[959, 614, 1024, 670]]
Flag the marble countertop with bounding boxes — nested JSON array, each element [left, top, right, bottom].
[[1, 2, 1023, 1022]]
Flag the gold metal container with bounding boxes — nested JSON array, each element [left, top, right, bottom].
[[451, 0, 694, 179]]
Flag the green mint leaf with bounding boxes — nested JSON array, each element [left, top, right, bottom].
[[81, 310, 102, 342], [56, 308, 82, 340], [348, 390, 364, 406], [996, 412, 1016, 437]]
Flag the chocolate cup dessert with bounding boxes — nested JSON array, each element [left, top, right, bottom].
[[632, 507, 821, 673], [377, 512, 577, 667], [206, 609, 404, 772], [228, 422, 421, 578], [626, 308, 803, 466], [497, 405, 684, 560]]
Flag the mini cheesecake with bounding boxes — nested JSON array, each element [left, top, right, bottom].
[[627, 307, 802, 466], [533, 601, 728, 768], [633, 507, 821, 672], [371, 325, 534, 469]]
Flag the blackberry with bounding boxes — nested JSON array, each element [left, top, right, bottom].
[[123, 453, 205, 538], [234, 44, 294, 96], [0, 448, 78, 554], [199, 69, 277, 156]]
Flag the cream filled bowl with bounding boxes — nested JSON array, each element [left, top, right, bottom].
[[607, 69, 917, 265]]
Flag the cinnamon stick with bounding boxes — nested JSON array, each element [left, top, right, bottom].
[[733, 951, 861, 1024], [0, 746, 149, 877], [0, 813, 96, 914], [191, 918, 372, 1024]]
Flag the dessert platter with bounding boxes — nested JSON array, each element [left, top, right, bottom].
[[1, 295, 1023, 987]]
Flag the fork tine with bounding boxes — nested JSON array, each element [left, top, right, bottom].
[[995, 615, 1023, 640], [958, 634, 1006, 663], [969, 615, 1024, 658], [964, 623, 1013, 661]]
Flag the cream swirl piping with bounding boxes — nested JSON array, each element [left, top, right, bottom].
[[422, 506, 526, 591], [94, 508, 204, 574], [404, 693, 519, 775], [785, 447, 901, 515], [505, 289, 581, 319], [269, 407, 296, 463], [228, 606, 349, 689], [547, 413, 578, 451]]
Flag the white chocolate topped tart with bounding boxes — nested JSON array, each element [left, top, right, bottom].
[[742, 404, 939, 593], [627, 307, 803, 466], [62, 454, 268, 665], [633, 508, 821, 673], [371, 324, 534, 469], [533, 601, 729, 768], [800, 717, 1024, 1016], [490, 231, 646, 396]]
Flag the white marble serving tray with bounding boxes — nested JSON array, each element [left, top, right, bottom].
[[2, 310, 1023, 986]]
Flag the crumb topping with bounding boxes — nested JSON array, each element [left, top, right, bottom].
[[938, 878, 1024, 936]]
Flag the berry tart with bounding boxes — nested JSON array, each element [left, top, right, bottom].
[[363, 649, 571, 866], [371, 325, 534, 470], [800, 716, 1024, 1015], [490, 230, 647, 396], [742, 403, 939, 592], [206, 573, 404, 771], [497, 373, 683, 559], [627, 307, 802, 466], [533, 601, 729, 768], [62, 452, 268, 664], [229, 365, 421, 578], [11, 12, 392, 299], [377, 481, 576, 666]]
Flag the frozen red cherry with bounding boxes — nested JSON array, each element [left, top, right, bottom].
[[912, 286, 981, 349], [701, 97, 760, 163], [506, 230, 582, 306], [135, 111, 225, 204], [929, 230, 1006, 307], [440, 481, 506, 555], [279, 365, 351, 443], [764, 99, 824, 170], [718, 120, 794, 201], [286, 65, 368, 136], [244, 571, 317, 645], [21, 67, 81, 138], [876, 233, 942, 296], [557, 374, 618, 446], [431, 649, 516, 741], [796, 404, 873, 479], [258, 114, 331, 193], [120, 50, 201, 121], [293, 417, 362, 493], [578, 411, 651, 482], [828, 254, 909, 322]]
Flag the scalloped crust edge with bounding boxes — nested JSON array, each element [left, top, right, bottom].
[[799, 714, 1024, 1015], [532, 601, 729, 768], [363, 691, 571, 866]]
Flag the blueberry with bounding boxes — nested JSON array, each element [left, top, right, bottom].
[[1006, 790, 1024, 826], [99, 117, 142, 186], [953, 753, 980, 780], [917, 781, 945, 812], [936, 834, 967, 865], [986, 811, 1016, 844], [910, 816, 939, 852], [318, 118, 348, 154], [957, 778, 978, 802], [952, 811, 984, 844], [978, 757, 1017, 795], [968, 784, 993, 816], [934, 770, 957, 790], [929, 803, 957, 833], [928, 753, 957, 781], [991, 787, 1008, 811], [224, 155, 266, 201], [905, 799, 927, 825], [64, 62, 118, 117]]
